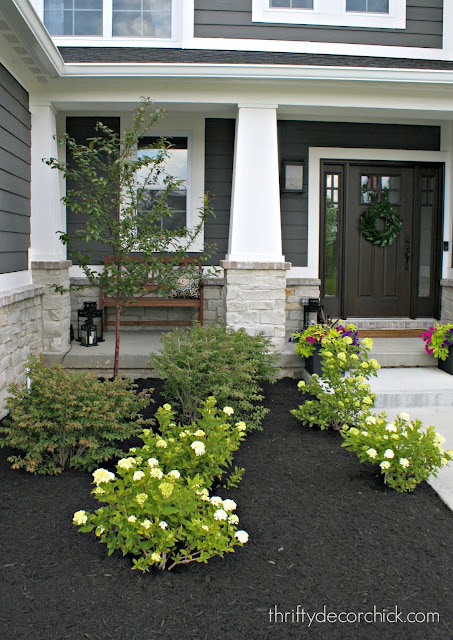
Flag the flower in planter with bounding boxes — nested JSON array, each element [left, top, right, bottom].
[[420, 324, 453, 361], [289, 321, 360, 358]]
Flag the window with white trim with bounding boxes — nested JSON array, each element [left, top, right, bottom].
[[42, 0, 173, 38], [136, 137, 188, 231], [252, 0, 406, 29]]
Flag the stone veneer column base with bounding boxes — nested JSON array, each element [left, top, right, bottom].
[[32, 260, 72, 353], [441, 279, 453, 322], [220, 260, 291, 352]]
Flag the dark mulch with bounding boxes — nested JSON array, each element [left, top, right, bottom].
[[1, 379, 453, 640]]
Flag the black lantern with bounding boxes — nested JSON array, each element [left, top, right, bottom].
[[77, 302, 104, 343], [300, 298, 321, 327], [80, 322, 97, 347]]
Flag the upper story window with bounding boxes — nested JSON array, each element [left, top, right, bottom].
[[252, 0, 405, 29], [112, 0, 171, 38], [346, 0, 388, 11], [44, 0, 103, 36], [41, 0, 173, 39]]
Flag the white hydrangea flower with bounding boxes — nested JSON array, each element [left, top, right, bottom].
[[361, 431, 368, 437], [141, 519, 152, 529], [434, 433, 446, 444], [150, 552, 161, 563], [297, 380, 305, 389], [399, 458, 410, 469], [365, 416, 377, 425], [159, 521, 168, 530], [135, 493, 148, 506], [213, 509, 228, 521], [380, 461, 391, 470], [228, 514, 239, 525], [168, 470, 181, 479], [210, 496, 223, 506], [337, 352, 347, 361], [386, 423, 397, 433], [147, 458, 159, 468], [384, 449, 395, 459], [128, 515, 137, 523], [73, 510, 87, 525], [117, 457, 136, 470], [235, 530, 249, 544], [191, 441, 206, 456], [150, 468, 164, 479], [222, 499, 237, 512], [442, 458, 449, 466], [235, 421, 246, 432], [156, 440, 167, 448], [399, 412, 410, 422], [92, 468, 115, 486], [366, 448, 378, 459], [133, 471, 145, 482], [223, 406, 234, 416], [93, 486, 105, 496], [201, 525, 209, 532], [163, 403, 172, 411], [194, 430, 206, 437], [362, 397, 373, 405]]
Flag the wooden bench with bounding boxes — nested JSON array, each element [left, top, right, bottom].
[[99, 256, 203, 331]]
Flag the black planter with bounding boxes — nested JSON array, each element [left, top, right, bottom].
[[438, 352, 453, 375], [305, 344, 323, 376]]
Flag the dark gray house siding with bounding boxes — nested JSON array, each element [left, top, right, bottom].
[[194, 0, 443, 49], [278, 120, 441, 267], [65, 117, 120, 265], [204, 119, 235, 265], [0, 64, 31, 274]]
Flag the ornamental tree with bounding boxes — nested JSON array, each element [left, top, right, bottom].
[[44, 98, 213, 377]]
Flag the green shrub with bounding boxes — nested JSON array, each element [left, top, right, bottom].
[[291, 333, 380, 430], [0, 355, 152, 475], [72, 399, 250, 572], [341, 412, 453, 492], [129, 398, 246, 489], [151, 324, 278, 431]]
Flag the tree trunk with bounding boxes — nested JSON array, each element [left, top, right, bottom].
[[114, 301, 121, 378]]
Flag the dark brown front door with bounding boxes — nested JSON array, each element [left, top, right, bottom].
[[345, 165, 413, 317], [321, 162, 443, 319]]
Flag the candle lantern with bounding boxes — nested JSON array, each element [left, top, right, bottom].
[[80, 322, 97, 347], [77, 302, 104, 343]]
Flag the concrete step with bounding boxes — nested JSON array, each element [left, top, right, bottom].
[[370, 337, 434, 368], [370, 367, 453, 408]]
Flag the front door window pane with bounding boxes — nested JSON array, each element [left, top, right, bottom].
[[419, 177, 434, 298], [325, 173, 340, 297], [44, 0, 102, 36], [113, 0, 171, 37], [360, 175, 400, 204]]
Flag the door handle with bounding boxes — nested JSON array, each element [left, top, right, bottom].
[[404, 235, 410, 271]]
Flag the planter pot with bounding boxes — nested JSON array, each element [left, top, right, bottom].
[[438, 352, 453, 375], [305, 344, 323, 376]]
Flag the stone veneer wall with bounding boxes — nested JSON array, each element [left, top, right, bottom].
[[440, 279, 453, 322], [285, 278, 322, 335], [31, 261, 71, 353], [69, 277, 226, 329], [0, 285, 45, 419]]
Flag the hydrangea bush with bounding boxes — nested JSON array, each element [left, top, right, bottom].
[[72, 399, 249, 571], [291, 333, 380, 430], [129, 398, 246, 489], [341, 412, 453, 492]]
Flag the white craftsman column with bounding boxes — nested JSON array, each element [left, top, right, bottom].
[[227, 104, 284, 262], [29, 104, 71, 353], [29, 103, 66, 263], [221, 105, 290, 355]]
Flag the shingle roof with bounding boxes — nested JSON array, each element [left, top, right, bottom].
[[58, 47, 453, 70]]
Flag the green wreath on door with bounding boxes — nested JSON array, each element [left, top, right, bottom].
[[360, 192, 403, 247]]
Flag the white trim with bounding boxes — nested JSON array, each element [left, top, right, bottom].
[[289, 147, 452, 280], [0, 271, 33, 291], [252, 0, 406, 30]]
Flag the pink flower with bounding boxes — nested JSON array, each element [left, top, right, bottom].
[[306, 336, 316, 344]]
